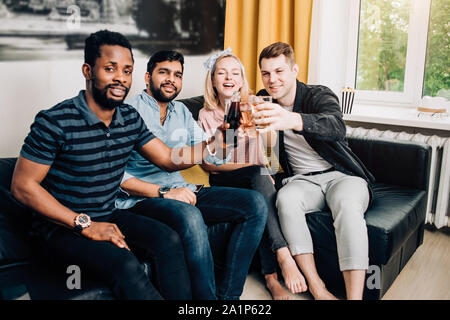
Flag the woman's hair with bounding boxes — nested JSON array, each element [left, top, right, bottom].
[[203, 54, 250, 111]]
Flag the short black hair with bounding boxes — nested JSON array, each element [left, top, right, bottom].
[[84, 30, 134, 68], [146, 50, 184, 75]]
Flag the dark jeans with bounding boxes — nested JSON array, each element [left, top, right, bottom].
[[210, 165, 288, 275], [132, 186, 268, 300], [35, 210, 192, 300]]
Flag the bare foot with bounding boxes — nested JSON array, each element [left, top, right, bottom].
[[265, 273, 292, 300], [309, 282, 338, 300], [278, 254, 308, 294]]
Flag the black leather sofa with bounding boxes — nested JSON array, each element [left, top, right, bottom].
[[0, 96, 431, 300], [180, 96, 432, 300]]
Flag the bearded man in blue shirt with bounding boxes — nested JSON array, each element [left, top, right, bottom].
[[116, 50, 268, 300]]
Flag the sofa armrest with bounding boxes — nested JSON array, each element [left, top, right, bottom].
[[347, 136, 431, 190]]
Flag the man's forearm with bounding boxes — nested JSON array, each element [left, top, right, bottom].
[[139, 138, 208, 172], [170, 141, 207, 169], [120, 177, 160, 198], [140, 135, 229, 172], [11, 180, 77, 229]]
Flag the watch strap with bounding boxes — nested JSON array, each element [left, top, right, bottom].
[[158, 187, 170, 198], [73, 224, 83, 237]]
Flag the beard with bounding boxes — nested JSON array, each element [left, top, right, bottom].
[[149, 78, 180, 103], [91, 77, 130, 110]]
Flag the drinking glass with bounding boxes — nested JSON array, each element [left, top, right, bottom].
[[223, 98, 240, 147], [239, 98, 257, 138], [250, 95, 272, 130]]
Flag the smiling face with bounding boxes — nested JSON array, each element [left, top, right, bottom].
[[212, 56, 244, 100], [146, 60, 183, 103], [85, 44, 133, 110], [260, 54, 299, 106]]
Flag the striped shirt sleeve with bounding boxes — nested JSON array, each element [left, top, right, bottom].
[[20, 110, 65, 165]]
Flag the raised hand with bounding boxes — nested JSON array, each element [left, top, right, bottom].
[[209, 122, 234, 160], [253, 103, 303, 133]]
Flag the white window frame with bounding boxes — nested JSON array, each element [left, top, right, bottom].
[[345, 0, 433, 108]]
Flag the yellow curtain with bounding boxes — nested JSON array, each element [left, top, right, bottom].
[[224, 0, 313, 92]]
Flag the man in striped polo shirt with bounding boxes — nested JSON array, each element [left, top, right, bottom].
[[10, 30, 235, 300]]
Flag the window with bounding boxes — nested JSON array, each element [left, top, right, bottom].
[[423, 0, 449, 98], [346, 0, 449, 108]]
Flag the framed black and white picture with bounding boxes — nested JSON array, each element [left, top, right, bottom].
[[0, 0, 226, 61]]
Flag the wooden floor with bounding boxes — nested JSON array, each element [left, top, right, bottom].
[[241, 226, 450, 300]]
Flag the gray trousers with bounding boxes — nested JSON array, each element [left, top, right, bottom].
[[276, 170, 370, 271]]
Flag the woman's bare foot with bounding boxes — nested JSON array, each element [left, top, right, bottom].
[[308, 281, 338, 300], [277, 248, 308, 294], [265, 273, 292, 300]]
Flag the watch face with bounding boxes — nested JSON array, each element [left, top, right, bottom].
[[76, 214, 91, 228], [79, 215, 89, 224]]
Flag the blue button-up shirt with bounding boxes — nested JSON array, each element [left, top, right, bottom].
[[115, 90, 209, 209]]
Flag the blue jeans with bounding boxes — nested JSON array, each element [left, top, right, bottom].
[[132, 186, 268, 300], [210, 165, 288, 275]]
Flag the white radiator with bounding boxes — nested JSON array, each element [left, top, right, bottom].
[[347, 126, 450, 229]]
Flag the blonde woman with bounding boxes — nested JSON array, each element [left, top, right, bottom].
[[198, 49, 307, 299]]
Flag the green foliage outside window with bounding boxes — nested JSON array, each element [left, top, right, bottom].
[[423, 0, 449, 98], [356, 0, 449, 98], [356, 0, 410, 92]]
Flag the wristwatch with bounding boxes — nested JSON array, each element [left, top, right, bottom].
[[158, 186, 171, 198], [73, 213, 91, 236]]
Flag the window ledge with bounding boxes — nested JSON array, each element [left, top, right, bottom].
[[343, 104, 450, 131]]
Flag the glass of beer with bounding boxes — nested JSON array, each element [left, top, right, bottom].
[[240, 98, 257, 138], [250, 95, 272, 130]]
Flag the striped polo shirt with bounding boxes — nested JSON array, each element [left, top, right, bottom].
[[20, 90, 155, 218]]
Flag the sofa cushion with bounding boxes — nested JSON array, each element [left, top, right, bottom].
[[306, 183, 427, 265], [0, 262, 114, 300], [178, 96, 205, 121], [0, 158, 35, 263], [180, 165, 210, 187]]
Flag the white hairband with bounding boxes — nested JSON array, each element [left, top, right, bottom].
[[203, 47, 233, 71], [203, 47, 246, 79]]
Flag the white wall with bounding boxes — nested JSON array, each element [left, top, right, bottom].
[[0, 0, 357, 159], [0, 53, 210, 158], [308, 0, 351, 95]]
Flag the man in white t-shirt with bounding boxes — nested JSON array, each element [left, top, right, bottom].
[[254, 42, 375, 300]]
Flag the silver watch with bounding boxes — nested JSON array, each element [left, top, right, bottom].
[[158, 186, 171, 198]]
